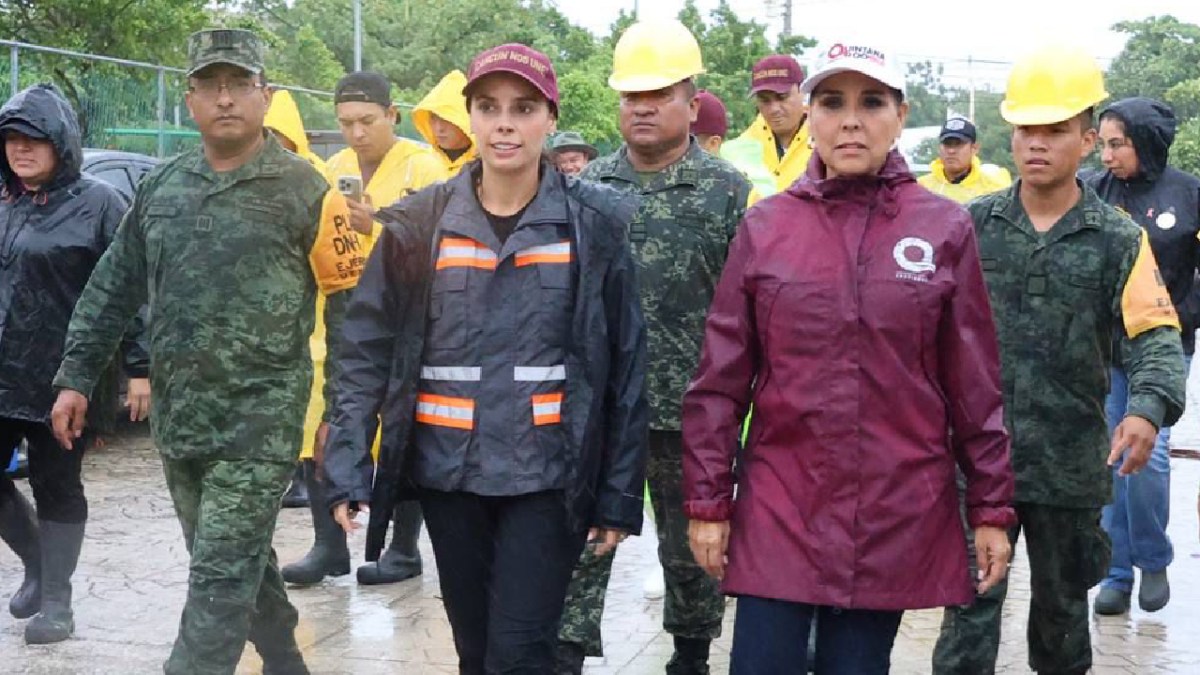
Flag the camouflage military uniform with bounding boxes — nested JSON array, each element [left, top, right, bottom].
[[53, 30, 361, 675], [558, 141, 751, 660], [932, 183, 1185, 675]]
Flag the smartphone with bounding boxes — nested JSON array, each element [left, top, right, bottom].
[[337, 175, 363, 203]]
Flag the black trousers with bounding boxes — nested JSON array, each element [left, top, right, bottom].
[[731, 596, 903, 675], [0, 417, 89, 523], [421, 489, 587, 675]]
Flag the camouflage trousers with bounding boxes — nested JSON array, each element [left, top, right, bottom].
[[161, 457, 302, 675], [558, 430, 724, 656], [932, 502, 1111, 675]]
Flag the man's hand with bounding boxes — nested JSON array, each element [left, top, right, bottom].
[[51, 389, 89, 450], [688, 520, 731, 581], [126, 378, 151, 422], [346, 196, 376, 236], [312, 422, 330, 469], [332, 501, 368, 534], [1108, 415, 1159, 476], [587, 527, 628, 557], [974, 526, 1012, 594]]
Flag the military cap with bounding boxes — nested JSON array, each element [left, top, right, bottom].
[[550, 131, 597, 160], [187, 29, 264, 78]]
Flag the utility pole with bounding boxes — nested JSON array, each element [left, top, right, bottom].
[[782, 0, 792, 37], [353, 0, 363, 71]]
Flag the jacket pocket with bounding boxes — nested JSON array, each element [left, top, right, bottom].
[[536, 260, 575, 348], [427, 268, 468, 351]]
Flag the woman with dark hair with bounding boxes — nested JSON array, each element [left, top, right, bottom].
[[1088, 97, 1200, 615], [682, 41, 1017, 674], [320, 44, 648, 673]]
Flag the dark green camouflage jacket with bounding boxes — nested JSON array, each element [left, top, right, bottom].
[[970, 181, 1185, 506], [581, 140, 752, 431], [54, 135, 353, 462]]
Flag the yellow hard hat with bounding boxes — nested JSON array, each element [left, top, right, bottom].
[[1000, 45, 1108, 126], [608, 19, 705, 93]]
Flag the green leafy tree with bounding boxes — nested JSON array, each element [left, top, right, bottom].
[[0, 0, 218, 140]]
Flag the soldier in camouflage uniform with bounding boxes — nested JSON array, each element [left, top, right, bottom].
[[49, 30, 363, 675], [932, 46, 1186, 675], [556, 20, 752, 675]]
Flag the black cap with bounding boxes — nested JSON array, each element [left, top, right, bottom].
[[334, 72, 392, 106], [0, 118, 48, 140], [940, 117, 977, 143]]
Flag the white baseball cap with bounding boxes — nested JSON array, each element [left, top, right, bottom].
[[801, 41, 906, 97]]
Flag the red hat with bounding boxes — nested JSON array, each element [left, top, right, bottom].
[[750, 54, 805, 95], [464, 43, 559, 109], [691, 90, 728, 138]]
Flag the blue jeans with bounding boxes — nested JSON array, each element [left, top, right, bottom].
[[730, 596, 902, 675], [1101, 355, 1189, 591]]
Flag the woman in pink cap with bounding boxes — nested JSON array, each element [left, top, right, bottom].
[[682, 40, 1017, 673], [319, 43, 648, 672]]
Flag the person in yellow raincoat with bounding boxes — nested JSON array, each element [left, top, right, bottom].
[[412, 70, 477, 176], [918, 116, 1012, 203], [283, 71, 447, 587], [265, 88, 331, 510], [735, 54, 813, 193]]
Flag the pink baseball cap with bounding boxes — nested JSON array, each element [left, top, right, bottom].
[[750, 55, 806, 95], [463, 43, 559, 109], [691, 90, 729, 137]]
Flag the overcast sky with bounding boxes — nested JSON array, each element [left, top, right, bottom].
[[554, 0, 1200, 89]]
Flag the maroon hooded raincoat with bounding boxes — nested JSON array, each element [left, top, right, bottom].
[[682, 150, 1017, 610]]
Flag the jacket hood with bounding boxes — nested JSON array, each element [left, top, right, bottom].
[[0, 83, 82, 194], [1101, 97, 1176, 183], [264, 90, 313, 157], [412, 70, 474, 154], [790, 148, 915, 216]]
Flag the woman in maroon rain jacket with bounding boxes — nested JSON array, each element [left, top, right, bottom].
[[681, 41, 1018, 674]]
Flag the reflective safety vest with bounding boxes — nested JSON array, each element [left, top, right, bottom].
[[410, 210, 577, 495]]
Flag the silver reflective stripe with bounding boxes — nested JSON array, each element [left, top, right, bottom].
[[514, 365, 566, 382], [420, 366, 482, 381]]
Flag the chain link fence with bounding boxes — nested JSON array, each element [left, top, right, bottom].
[[1, 40, 335, 158]]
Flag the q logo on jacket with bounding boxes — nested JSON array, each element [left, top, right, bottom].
[[893, 237, 936, 281]]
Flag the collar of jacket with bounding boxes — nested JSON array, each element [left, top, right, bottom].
[[179, 131, 286, 183], [990, 178, 1104, 238], [438, 159, 570, 241], [598, 138, 706, 192], [789, 148, 913, 217]]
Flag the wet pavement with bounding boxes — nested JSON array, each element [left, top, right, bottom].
[[5, 427, 1200, 674]]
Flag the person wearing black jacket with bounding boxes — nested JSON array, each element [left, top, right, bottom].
[[1088, 96, 1200, 615], [0, 83, 149, 644], [319, 44, 647, 673]]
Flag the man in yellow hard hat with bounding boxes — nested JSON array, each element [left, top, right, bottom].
[[931, 45, 1185, 675], [734, 54, 812, 192], [411, 69, 477, 176], [918, 116, 1012, 203], [555, 19, 752, 675]]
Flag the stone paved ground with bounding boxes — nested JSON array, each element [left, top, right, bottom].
[[5, 427, 1200, 674]]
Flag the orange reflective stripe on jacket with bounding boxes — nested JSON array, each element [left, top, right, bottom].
[[515, 241, 572, 267], [416, 393, 475, 430], [436, 237, 498, 271], [532, 392, 564, 426]]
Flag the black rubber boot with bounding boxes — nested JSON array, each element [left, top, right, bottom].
[[554, 641, 586, 675], [0, 488, 40, 618], [24, 520, 84, 644], [665, 636, 711, 675], [356, 501, 423, 585], [281, 461, 349, 585], [281, 463, 309, 509]]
